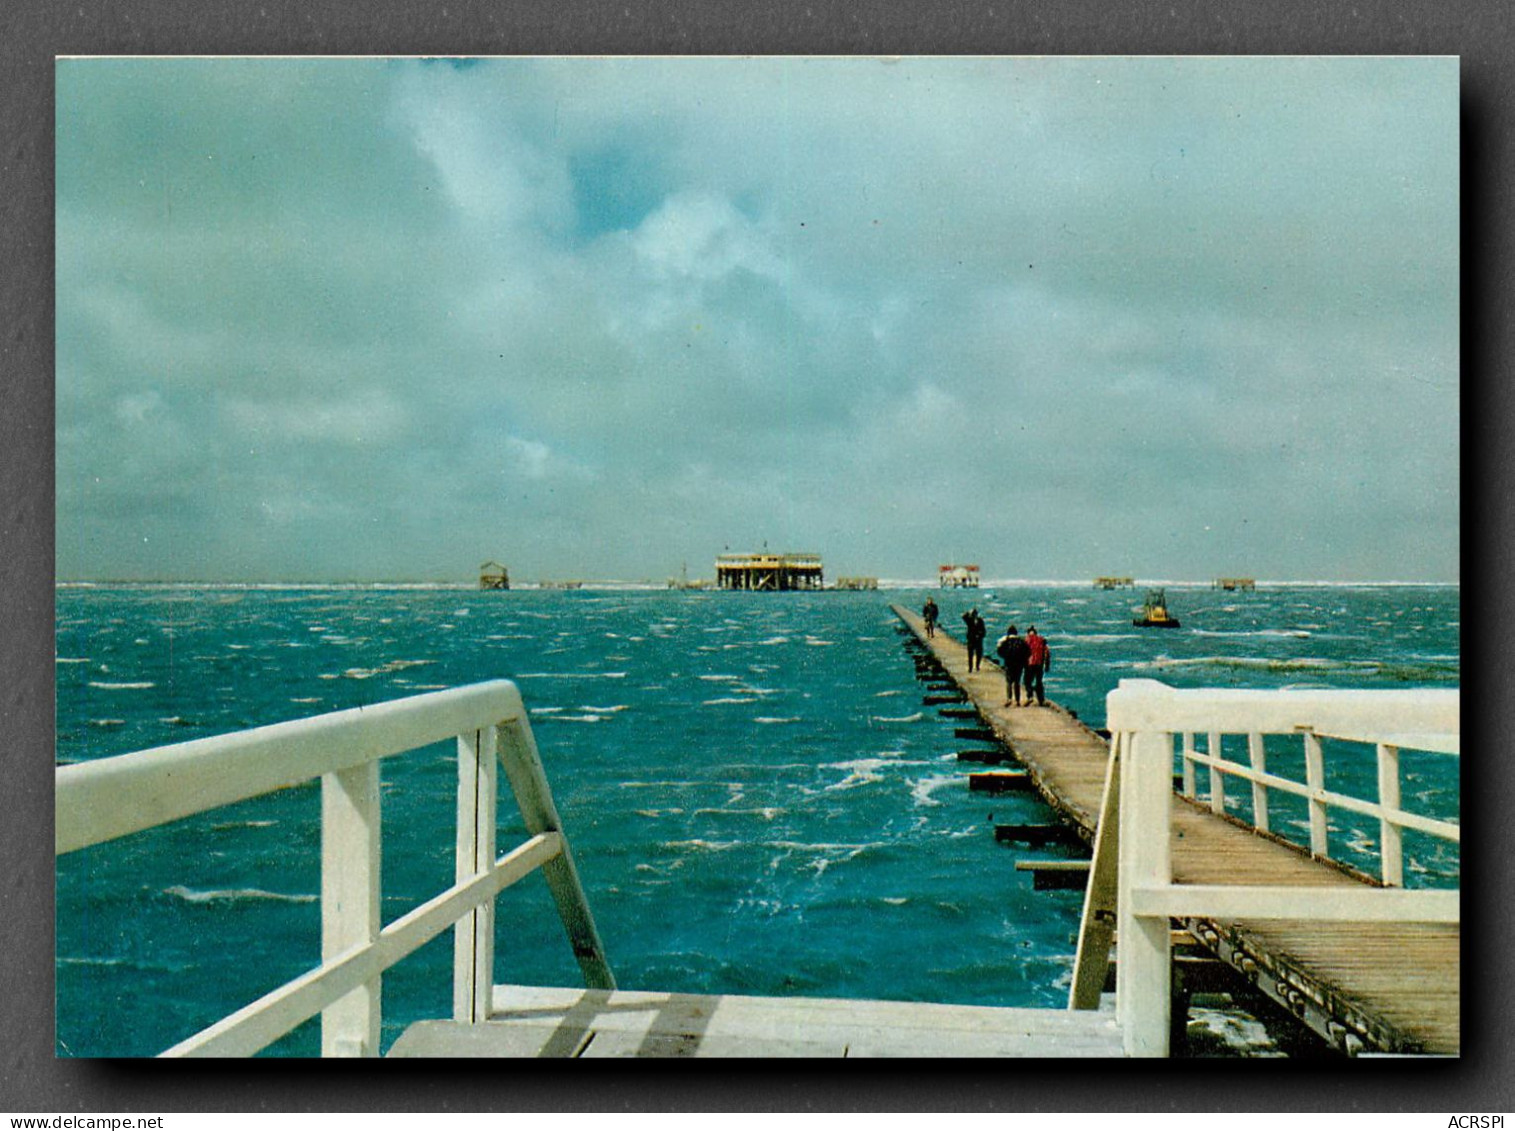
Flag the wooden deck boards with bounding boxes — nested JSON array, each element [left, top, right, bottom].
[[893, 605, 1460, 1056], [389, 986, 1124, 1058]]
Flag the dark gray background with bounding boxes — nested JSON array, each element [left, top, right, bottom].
[[3, 0, 1505, 1113]]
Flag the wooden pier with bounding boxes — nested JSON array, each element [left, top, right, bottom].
[[891, 604, 1460, 1056], [390, 986, 1122, 1058]]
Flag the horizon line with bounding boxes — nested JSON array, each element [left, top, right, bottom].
[[54, 577, 1461, 588]]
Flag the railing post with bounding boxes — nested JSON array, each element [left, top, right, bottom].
[[1117, 727, 1173, 1057], [1377, 743, 1403, 887], [1180, 732, 1196, 799], [1207, 731, 1226, 815], [321, 762, 382, 1057], [497, 716, 617, 991], [1069, 733, 1122, 1010], [454, 725, 499, 1023], [1247, 731, 1269, 833], [1303, 731, 1329, 859]]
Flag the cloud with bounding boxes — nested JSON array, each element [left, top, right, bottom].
[[54, 56, 1459, 582]]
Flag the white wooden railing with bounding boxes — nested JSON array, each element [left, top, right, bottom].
[[1102, 678, 1459, 1057], [55, 680, 615, 1058], [1173, 699, 1460, 887]]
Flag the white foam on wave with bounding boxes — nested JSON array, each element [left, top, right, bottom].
[[755, 716, 801, 724], [163, 884, 316, 905], [763, 840, 876, 876], [88, 681, 155, 690], [693, 806, 785, 821], [663, 838, 743, 853], [909, 773, 962, 808], [703, 696, 757, 705], [869, 711, 923, 724], [1138, 655, 1356, 672], [580, 704, 629, 714], [1189, 629, 1312, 639], [513, 672, 628, 679], [57, 657, 89, 664], [822, 758, 894, 792], [621, 779, 747, 791]]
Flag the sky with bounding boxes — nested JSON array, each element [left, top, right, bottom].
[[54, 56, 1460, 584]]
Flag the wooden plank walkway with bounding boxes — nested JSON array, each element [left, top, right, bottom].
[[892, 604, 1460, 1056], [389, 986, 1123, 1058]]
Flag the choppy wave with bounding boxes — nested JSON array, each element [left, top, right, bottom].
[[54, 582, 1460, 1058], [822, 758, 897, 791], [1188, 629, 1312, 639], [662, 838, 744, 853], [337, 659, 436, 679], [163, 885, 316, 905], [1137, 655, 1459, 680], [692, 806, 784, 820], [909, 773, 962, 808], [513, 671, 628, 679]]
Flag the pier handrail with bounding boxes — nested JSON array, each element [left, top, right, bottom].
[[56, 680, 614, 1057], [1104, 678, 1459, 1057]]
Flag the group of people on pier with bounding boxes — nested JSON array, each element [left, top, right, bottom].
[[920, 599, 1052, 706], [995, 622, 1050, 706]]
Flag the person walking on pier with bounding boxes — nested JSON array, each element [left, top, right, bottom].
[[1024, 626, 1050, 706], [922, 597, 939, 638], [995, 624, 1029, 706], [963, 608, 987, 671]]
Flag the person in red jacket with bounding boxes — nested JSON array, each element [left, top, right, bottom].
[[1024, 626, 1050, 706]]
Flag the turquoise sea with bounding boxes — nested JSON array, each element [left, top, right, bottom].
[[54, 582, 1460, 1057]]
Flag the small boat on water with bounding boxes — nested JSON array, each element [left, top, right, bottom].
[[1134, 588, 1181, 628]]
